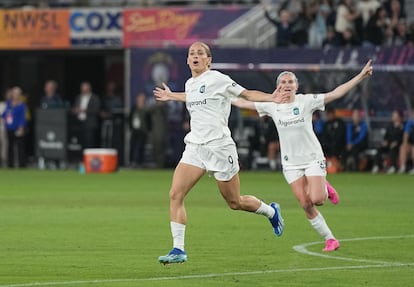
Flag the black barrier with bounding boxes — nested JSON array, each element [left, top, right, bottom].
[[35, 108, 68, 161]]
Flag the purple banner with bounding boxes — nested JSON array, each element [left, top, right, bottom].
[[130, 46, 414, 106]]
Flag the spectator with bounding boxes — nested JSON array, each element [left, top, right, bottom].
[[39, 80, 65, 109], [147, 101, 168, 168], [1, 87, 27, 168], [322, 25, 340, 47], [321, 107, 347, 167], [72, 81, 101, 150], [38, 80, 67, 169], [249, 116, 281, 170], [290, 1, 310, 47], [371, 110, 405, 174], [129, 93, 150, 168], [101, 81, 123, 119], [339, 27, 360, 46], [392, 19, 408, 46], [356, 0, 381, 27], [313, 110, 324, 139], [407, 20, 414, 45], [262, 116, 280, 170], [100, 81, 123, 148], [345, 109, 369, 171], [334, 0, 362, 45], [0, 89, 12, 167], [385, 0, 406, 30], [308, 0, 331, 48], [383, 0, 406, 18], [363, 6, 389, 47], [264, 8, 294, 47], [399, 108, 414, 174]]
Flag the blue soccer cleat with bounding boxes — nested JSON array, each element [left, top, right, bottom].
[[269, 202, 284, 237], [158, 248, 187, 265]]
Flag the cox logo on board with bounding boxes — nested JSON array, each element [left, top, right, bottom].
[[69, 8, 122, 47]]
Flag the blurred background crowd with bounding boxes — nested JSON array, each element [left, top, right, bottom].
[[0, 0, 413, 174]]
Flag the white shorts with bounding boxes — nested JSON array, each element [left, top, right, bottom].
[[180, 138, 240, 181], [282, 160, 327, 184]]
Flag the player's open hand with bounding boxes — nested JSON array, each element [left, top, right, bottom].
[[360, 59, 373, 79], [153, 83, 171, 101]]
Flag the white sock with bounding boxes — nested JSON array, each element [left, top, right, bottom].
[[309, 212, 335, 240], [255, 201, 275, 218], [269, 159, 276, 170], [170, 221, 185, 251]]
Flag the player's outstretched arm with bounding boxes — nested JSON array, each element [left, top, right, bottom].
[[324, 59, 373, 104], [231, 97, 256, 110], [239, 89, 273, 102], [153, 83, 186, 102], [239, 87, 289, 103]]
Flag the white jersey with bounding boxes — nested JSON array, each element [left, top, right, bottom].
[[184, 70, 245, 144], [255, 93, 325, 168]]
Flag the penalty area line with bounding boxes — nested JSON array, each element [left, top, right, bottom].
[[1, 263, 414, 287]]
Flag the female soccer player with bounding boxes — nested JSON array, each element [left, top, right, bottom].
[[153, 42, 285, 264], [232, 60, 373, 251]]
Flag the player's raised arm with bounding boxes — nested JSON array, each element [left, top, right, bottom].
[[324, 59, 373, 104], [153, 82, 186, 102]]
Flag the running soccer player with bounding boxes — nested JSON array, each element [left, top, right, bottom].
[[232, 60, 373, 251], [153, 41, 285, 265]]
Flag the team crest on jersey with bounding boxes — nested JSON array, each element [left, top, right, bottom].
[[293, 107, 299, 115], [199, 85, 206, 93]]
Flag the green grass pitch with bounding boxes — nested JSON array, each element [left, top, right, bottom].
[[0, 169, 413, 287]]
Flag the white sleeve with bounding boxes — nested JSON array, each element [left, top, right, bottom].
[[222, 75, 245, 97], [303, 93, 325, 112], [254, 102, 271, 117]]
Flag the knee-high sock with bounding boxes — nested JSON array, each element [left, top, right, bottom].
[[309, 212, 335, 240], [255, 201, 275, 218], [171, 221, 185, 251]]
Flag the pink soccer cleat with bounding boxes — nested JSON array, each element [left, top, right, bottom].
[[323, 239, 340, 252], [326, 181, 339, 205]]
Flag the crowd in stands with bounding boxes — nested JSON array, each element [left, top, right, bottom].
[[264, 0, 413, 48]]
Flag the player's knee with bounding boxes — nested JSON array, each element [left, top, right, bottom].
[[310, 195, 325, 206], [226, 200, 241, 210], [169, 188, 184, 201], [301, 202, 314, 214]]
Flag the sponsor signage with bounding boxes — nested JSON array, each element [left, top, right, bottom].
[[123, 7, 249, 47], [0, 9, 70, 49], [70, 8, 122, 47]]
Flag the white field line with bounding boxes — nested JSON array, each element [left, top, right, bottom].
[[1, 235, 413, 287], [293, 234, 414, 265]]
